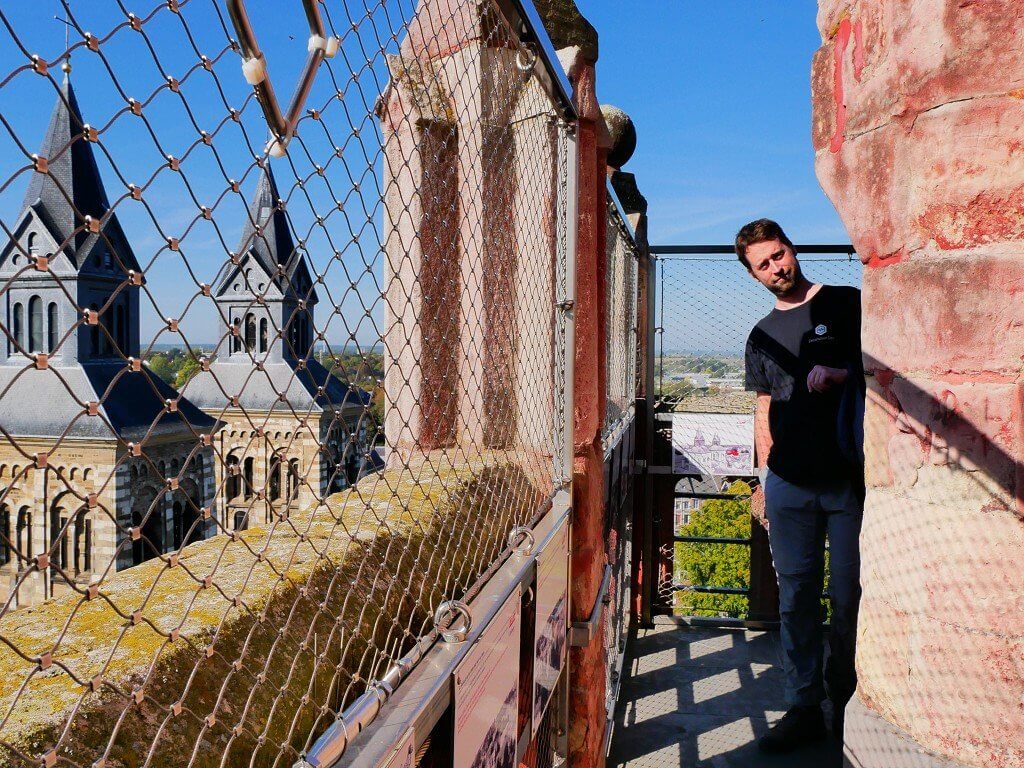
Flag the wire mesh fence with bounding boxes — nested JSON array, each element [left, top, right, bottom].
[[653, 250, 861, 619], [602, 199, 637, 448], [0, 1, 572, 766]]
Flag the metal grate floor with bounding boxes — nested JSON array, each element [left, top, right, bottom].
[[608, 618, 842, 768]]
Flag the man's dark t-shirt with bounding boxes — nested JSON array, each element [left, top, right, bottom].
[[744, 285, 862, 486]]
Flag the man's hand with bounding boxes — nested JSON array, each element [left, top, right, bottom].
[[806, 365, 848, 393]]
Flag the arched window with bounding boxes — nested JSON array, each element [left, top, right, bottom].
[[16, 507, 31, 561], [245, 313, 256, 353], [50, 505, 68, 572], [172, 500, 184, 549], [225, 454, 241, 501], [114, 305, 125, 352], [269, 453, 282, 502], [0, 506, 10, 567], [28, 296, 43, 352], [89, 303, 100, 356], [47, 302, 58, 353], [243, 457, 254, 499], [232, 317, 242, 353], [73, 512, 90, 574], [259, 318, 268, 353], [288, 459, 300, 501], [12, 303, 23, 350], [27, 233, 38, 256]]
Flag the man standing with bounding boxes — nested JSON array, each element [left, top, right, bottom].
[[737, 219, 864, 753]]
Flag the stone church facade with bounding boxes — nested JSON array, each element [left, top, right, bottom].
[[0, 79, 219, 609], [184, 167, 374, 531]]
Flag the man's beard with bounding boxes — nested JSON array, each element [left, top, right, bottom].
[[766, 265, 803, 297]]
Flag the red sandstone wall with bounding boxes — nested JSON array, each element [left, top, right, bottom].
[[813, 3, 1024, 766]]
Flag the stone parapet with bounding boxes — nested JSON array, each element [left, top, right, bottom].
[[0, 454, 543, 768], [814, 2, 1024, 766]]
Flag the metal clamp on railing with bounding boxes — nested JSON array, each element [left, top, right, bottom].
[[226, 0, 339, 157], [508, 526, 536, 557], [570, 564, 611, 647], [434, 599, 473, 643]]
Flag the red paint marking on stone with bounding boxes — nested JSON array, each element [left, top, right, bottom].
[[864, 248, 905, 269], [853, 19, 866, 81], [830, 17, 852, 153], [917, 185, 1024, 250]]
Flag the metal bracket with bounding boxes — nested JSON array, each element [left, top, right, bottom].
[[569, 564, 611, 647], [226, 0, 339, 157]]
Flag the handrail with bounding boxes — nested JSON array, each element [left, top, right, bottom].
[[651, 244, 856, 255], [496, 0, 578, 121], [606, 179, 637, 243]]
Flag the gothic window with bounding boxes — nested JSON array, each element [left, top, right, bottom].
[[259, 318, 268, 353], [232, 317, 242, 353], [28, 296, 42, 352], [47, 302, 58, 353], [12, 302, 23, 350], [27, 233, 37, 256]]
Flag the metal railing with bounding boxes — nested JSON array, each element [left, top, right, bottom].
[[649, 245, 859, 623]]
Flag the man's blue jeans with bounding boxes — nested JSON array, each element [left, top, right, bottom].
[[764, 469, 863, 708]]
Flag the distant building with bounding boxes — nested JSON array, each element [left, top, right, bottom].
[[184, 168, 374, 530], [0, 79, 219, 608]]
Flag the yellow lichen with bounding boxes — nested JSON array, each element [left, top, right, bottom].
[[0, 453, 546, 767]]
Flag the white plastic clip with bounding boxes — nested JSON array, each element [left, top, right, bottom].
[[242, 56, 267, 85], [324, 37, 339, 58], [307, 34, 326, 53], [266, 135, 289, 158]]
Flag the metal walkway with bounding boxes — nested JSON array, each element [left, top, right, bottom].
[[608, 618, 842, 768]]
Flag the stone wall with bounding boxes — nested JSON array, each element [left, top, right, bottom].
[[812, 3, 1024, 766]]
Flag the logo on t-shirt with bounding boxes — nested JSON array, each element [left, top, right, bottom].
[[814, 324, 827, 336]]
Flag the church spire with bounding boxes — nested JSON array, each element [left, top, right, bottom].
[[22, 77, 112, 260]]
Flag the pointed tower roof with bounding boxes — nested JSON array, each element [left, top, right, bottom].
[[219, 166, 317, 303], [18, 78, 140, 272]]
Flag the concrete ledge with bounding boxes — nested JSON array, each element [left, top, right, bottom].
[[844, 692, 968, 768]]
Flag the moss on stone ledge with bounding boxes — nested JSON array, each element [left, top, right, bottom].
[[0, 454, 545, 767]]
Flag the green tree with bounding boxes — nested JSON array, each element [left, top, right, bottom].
[[175, 354, 202, 388], [674, 481, 752, 618], [147, 352, 176, 385]]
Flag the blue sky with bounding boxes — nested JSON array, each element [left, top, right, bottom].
[[586, 1, 850, 245], [0, 1, 850, 348]]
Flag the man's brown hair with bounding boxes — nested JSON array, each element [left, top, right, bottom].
[[734, 218, 795, 268]]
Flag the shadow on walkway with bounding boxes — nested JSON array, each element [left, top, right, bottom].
[[608, 618, 842, 768]]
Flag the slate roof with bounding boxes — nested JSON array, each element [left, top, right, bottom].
[[19, 78, 141, 273], [183, 357, 371, 415], [0, 362, 218, 442], [216, 167, 317, 304]]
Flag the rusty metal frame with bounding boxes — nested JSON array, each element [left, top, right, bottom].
[[225, 0, 338, 156]]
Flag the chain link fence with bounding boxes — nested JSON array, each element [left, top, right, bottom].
[[653, 250, 861, 619], [602, 198, 637, 449], [0, 1, 572, 765]]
